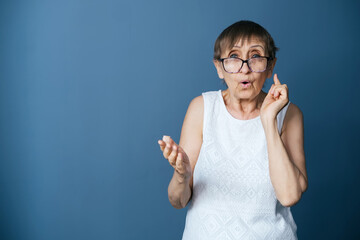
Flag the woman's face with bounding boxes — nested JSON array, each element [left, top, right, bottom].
[[214, 38, 276, 100]]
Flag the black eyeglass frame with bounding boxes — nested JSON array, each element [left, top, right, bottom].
[[217, 56, 273, 73]]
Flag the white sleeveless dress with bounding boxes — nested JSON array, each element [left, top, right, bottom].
[[182, 90, 297, 240]]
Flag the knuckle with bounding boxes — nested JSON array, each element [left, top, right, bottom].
[[169, 157, 175, 165], [171, 150, 177, 157]]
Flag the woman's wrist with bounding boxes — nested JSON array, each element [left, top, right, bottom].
[[261, 116, 277, 130], [168, 171, 192, 209], [174, 170, 191, 184]]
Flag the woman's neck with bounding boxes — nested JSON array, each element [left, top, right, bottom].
[[222, 89, 266, 119]]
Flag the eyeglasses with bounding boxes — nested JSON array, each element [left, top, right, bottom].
[[217, 56, 273, 73]]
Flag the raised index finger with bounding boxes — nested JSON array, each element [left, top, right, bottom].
[[273, 73, 281, 85]]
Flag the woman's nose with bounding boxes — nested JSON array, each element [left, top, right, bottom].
[[240, 61, 251, 73]]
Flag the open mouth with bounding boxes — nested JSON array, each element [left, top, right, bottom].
[[240, 81, 251, 88]]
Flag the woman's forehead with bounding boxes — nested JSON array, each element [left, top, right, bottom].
[[231, 37, 265, 50]]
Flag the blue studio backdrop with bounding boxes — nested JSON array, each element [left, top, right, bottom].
[[1, 0, 359, 239]]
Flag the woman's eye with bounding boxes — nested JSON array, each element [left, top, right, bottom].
[[230, 54, 238, 58], [252, 54, 261, 58]]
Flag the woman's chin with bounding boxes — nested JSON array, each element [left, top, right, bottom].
[[236, 88, 263, 100]]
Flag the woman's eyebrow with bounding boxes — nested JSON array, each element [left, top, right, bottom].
[[232, 45, 265, 50], [249, 45, 265, 50]]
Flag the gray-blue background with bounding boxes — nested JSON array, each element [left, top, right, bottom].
[[1, 0, 359, 239]]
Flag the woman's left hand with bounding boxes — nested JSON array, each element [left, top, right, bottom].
[[260, 73, 289, 122]]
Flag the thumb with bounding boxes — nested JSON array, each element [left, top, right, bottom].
[[163, 135, 173, 144]]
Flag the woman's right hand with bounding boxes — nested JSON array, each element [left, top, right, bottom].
[[158, 135, 192, 182]]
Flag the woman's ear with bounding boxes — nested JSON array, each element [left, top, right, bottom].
[[266, 57, 277, 79], [213, 59, 224, 79]]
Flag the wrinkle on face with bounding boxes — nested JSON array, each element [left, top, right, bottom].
[[216, 38, 272, 116]]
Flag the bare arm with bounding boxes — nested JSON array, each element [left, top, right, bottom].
[[158, 95, 203, 209], [263, 103, 308, 207]]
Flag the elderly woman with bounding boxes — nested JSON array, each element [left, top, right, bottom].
[[158, 20, 308, 239]]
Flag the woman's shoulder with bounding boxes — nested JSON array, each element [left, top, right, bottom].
[[198, 90, 221, 105], [186, 89, 222, 120], [187, 94, 204, 115], [188, 89, 220, 111], [287, 102, 303, 118], [281, 102, 304, 134]]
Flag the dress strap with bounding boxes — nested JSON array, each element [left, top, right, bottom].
[[276, 101, 291, 135], [201, 91, 218, 142]]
